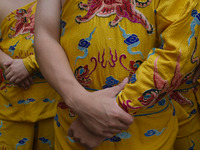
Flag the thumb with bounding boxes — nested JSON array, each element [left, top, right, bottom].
[[110, 77, 129, 95]]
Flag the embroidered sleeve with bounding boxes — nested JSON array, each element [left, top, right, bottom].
[[23, 55, 39, 74], [117, 0, 200, 114]]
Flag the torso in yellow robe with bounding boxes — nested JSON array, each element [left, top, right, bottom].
[[0, 1, 60, 122], [55, 0, 200, 149]]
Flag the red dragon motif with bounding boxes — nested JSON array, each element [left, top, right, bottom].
[[138, 50, 193, 107], [120, 49, 196, 113], [76, 0, 153, 33], [8, 3, 36, 39], [57, 101, 76, 118], [74, 65, 92, 88]]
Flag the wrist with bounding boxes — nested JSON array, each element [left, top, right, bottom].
[[61, 80, 89, 111], [0, 51, 13, 67]]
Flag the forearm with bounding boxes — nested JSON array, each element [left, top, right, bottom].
[[35, 0, 88, 109], [34, 35, 87, 108], [35, 0, 133, 137]]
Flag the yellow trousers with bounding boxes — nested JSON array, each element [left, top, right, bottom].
[[54, 100, 178, 150], [0, 117, 54, 150], [174, 130, 200, 150]]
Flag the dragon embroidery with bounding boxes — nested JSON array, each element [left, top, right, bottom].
[[76, 0, 153, 33], [74, 65, 92, 88], [57, 101, 76, 118], [138, 50, 193, 107], [8, 3, 36, 39]]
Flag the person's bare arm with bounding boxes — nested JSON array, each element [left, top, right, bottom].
[[35, 0, 133, 138], [68, 78, 132, 149]]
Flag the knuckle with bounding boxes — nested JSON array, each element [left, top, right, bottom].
[[9, 79, 14, 82], [114, 129, 122, 134], [73, 132, 78, 138], [87, 144, 96, 149], [106, 133, 113, 138], [79, 139, 84, 144], [80, 139, 88, 147], [10, 66, 14, 71], [123, 126, 129, 130], [108, 122, 114, 128], [15, 80, 20, 84], [94, 128, 103, 135], [111, 110, 120, 118], [74, 138, 80, 143]]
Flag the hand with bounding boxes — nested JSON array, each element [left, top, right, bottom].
[[193, 64, 200, 83], [68, 117, 104, 149], [15, 76, 33, 90], [70, 78, 134, 138], [4, 59, 30, 84]]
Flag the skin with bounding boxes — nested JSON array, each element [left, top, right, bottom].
[[35, 0, 134, 148], [0, 0, 35, 89], [68, 117, 105, 150], [68, 78, 131, 149]]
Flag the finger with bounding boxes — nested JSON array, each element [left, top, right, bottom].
[[73, 138, 80, 143], [4, 67, 11, 76], [15, 83, 22, 88], [68, 129, 74, 137], [109, 77, 129, 96], [1, 65, 6, 70], [15, 76, 32, 84], [105, 120, 130, 132], [9, 76, 19, 83], [93, 130, 113, 138], [5, 71, 13, 80], [18, 81, 26, 89], [103, 128, 122, 135], [81, 120, 116, 138], [27, 76, 33, 84], [23, 79, 31, 89], [102, 130, 120, 138], [118, 108, 134, 126], [14, 78, 23, 84]]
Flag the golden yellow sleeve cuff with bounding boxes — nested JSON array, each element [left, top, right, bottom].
[[23, 55, 39, 74]]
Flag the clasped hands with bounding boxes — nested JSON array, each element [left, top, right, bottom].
[[2, 59, 33, 89], [68, 63, 200, 149], [67, 78, 134, 149]]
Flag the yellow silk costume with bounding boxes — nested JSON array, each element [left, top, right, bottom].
[[0, 1, 60, 149], [55, 0, 200, 149]]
